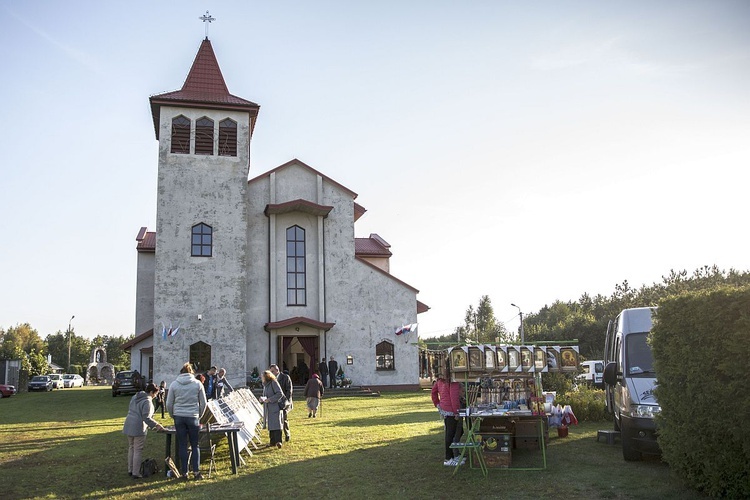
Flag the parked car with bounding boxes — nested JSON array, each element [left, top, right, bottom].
[[48, 373, 64, 389], [28, 376, 54, 392], [63, 374, 84, 388], [0, 384, 17, 398], [112, 371, 139, 397]]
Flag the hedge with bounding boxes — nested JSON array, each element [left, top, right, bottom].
[[556, 386, 610, 422], [651, 285, 750, 497]]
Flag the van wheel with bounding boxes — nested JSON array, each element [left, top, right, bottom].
[[621, 424, 642, 461]]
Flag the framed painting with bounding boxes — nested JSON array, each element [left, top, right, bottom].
[[450, 347, 467, 372], [484, 347, 496, 370], [468, 347, 483, 371]]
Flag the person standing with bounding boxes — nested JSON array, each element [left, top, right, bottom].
[[431, 368, 465, 466], [304, 372, 325, 418], [270, 364, 293, 442], [259, 370, 285, 448], [203, 366, 218, 400], [327, 356, 338, 389], [318, 357, 329, 388], [123, 382, 165, 479], [216, 368, 234, 399], [166, 362, 208, 480], [152, 381, 166, 419]]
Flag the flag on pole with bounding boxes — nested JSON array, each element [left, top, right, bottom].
[[395, 323, 418, 335]]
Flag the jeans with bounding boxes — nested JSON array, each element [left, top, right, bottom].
[[127, 435, 146, 475], [174, 415, 200, 475], [444, 416, 464, 460]]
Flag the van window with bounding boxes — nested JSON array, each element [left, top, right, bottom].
[[594, 362, 604, 373], [625, 332, 654, 375], [582, 364, 591, 374]]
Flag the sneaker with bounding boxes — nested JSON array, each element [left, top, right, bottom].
[[275, 442, 283, 449], [443, 458, 456, 466], [194, 473, 204, 481], [285, 435, 290, 442], [308, 413, 312, 418]]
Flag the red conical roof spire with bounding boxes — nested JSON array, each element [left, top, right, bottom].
[[149, 39, 259, 138]]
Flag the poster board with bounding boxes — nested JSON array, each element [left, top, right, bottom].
[[206, 388, 264, 455]]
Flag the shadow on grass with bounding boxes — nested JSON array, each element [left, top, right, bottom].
[[336, 409, 439, 427]]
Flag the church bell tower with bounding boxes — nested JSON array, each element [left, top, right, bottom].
[[148, 38, 259, 384]]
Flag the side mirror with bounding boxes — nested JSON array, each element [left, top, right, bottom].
[[603, 362, 618, 386]]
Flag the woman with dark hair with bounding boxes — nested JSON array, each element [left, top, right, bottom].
[[431, 366, 465, 466], [259, 369, 285, 448], [123, 382, 165, 478], [166, 362, 208, 480]]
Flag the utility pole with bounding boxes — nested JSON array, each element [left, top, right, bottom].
[[67, 315, 75, 372], [511, 304, 524, 345]]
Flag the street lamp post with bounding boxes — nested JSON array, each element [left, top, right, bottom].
[[67, 315, 75, 372], [511, 304, 524, 345]]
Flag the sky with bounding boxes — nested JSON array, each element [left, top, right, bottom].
[[1, 1, 748, 341]]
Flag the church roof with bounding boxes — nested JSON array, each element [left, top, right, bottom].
[[355, 234, 392, 257], [121, 329, 154, 351], [136, 227, 155, 253], [248, 159, 358, 199], [149, 38, 260, 138]]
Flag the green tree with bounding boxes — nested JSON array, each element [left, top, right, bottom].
[[0, 323, 45, 359], [27, 349, 48, 377], [452, 296, 511, 344]]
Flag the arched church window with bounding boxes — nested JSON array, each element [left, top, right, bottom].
[[191, 223, 213, 257], [218, 118, 237, 157], [195, 117, 215, 155], [171, 115, 191, 154], [286, 225, 306, 306], [376, 341, 395, 371], [190, 341, 211, 373]]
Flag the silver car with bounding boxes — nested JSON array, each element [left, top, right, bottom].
[[63, 374, 84, 388]]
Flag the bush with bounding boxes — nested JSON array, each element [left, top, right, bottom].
[[651, 285, 750, 498], [541, 372, 576, 395], [556, 386, 610, 422]]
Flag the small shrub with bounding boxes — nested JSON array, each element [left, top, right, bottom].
[[556, 386, 610, 422]]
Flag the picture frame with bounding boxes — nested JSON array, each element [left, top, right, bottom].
[[508, 347, 521, 372], [450, 347, 467, 372], [521, 347, 533, 371], [561, 347, 579, 371], [469, 347, 483, 371], [534, 347, 547, 372], [497, 347, 508, 372], [484, 346, 496, 370]]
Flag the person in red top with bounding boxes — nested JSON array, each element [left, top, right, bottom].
[[431, 366, 465, 466]]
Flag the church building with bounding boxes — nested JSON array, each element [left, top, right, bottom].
[[124, 38, 428, 390]]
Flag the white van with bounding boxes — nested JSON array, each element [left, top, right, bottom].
[[577, 360, 604, 388], [603, 307, 661, 461]]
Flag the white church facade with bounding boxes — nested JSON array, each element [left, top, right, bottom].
[[125, 38, 428, 390]]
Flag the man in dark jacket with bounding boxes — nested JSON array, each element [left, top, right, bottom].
[[203, 366, 218, 400], [328, 356, 338, 389], [318, 357, 329, 389], [270, 364, 293, 442]]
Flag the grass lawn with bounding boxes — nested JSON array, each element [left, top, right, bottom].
[[0, 387, 701, 500]]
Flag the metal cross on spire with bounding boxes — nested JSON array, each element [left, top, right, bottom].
[[199, 11, 216, 39]]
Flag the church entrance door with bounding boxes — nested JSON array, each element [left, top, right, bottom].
[[278, 336, 319, 386]]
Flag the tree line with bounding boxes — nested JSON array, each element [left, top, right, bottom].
[[0, 323, 132, 376], [423, 265, 750, 360]]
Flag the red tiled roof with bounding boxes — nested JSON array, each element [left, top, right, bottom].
[[417, 300, 430, 314], [122, 329, 154, 351], [264, 317, 336, 332], [355, 235, 392, 257], [149, 39, 260, 138], [136, 227, 155, 253], [248, 159, 358, 200], [265, 199, 334, 217]]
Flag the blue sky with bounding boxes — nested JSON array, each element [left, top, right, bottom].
[[1, 1, 748, 340]]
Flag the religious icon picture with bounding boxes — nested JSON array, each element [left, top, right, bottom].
[[451, 348, 467, 371], [497, 347, 508, 372], [534, 347, 547, 372], [547, 348, 560, 372], [561, 347, 578, 371], [508, 348, 519, 371], [521, 347, 532, 369], [485, 348, 496, 370], [469, 347, 483, 370]]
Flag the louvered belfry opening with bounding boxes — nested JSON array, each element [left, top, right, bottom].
[[218, 118, 237, 156], [195, 117, 215, 155], [171, 116, 191, 154]]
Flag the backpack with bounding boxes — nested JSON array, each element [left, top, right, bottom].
[[140, 458, 159, 478]]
